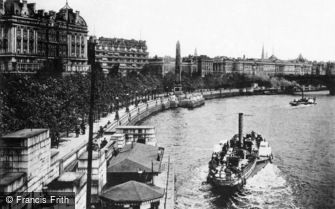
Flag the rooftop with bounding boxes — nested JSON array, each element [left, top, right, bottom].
[[0, 172, 26, 187], [116, 126, 155, 130], [100, 180, 164, 203], [108, 143, 162, 173], [47, 172, 86, 190], [58, 172, 84, 182], [79, 151, 101, 160], [2, 129, 48, 139]]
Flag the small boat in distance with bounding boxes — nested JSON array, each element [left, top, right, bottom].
[[179, 93, 205, 109], [290, 97, 316, 106], [290, 87, 317, 106], [207, 113, 273, 190]]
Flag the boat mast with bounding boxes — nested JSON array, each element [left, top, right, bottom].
[[238, 113, 243, 148]]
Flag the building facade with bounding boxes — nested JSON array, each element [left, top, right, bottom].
[[93, 36, 149, 76], [181, 55, 197, 76], [197, 55, 213, 77], [212, 54, 313, 77], [146, 55, 198, 77], [0, 0, 89, 74], [213, 57, 233, 75], [233, 59, 254, 75], [146, 56, 175, 77]]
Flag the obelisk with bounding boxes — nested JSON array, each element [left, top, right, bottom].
[[175, 41, 181, 84]]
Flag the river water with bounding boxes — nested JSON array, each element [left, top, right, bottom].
[[140, 92, 335, 209]]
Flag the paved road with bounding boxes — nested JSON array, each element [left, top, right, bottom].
[[54, 97, 170, 160]]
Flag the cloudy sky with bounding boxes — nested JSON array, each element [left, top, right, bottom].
[[33, 0, 335, 61]]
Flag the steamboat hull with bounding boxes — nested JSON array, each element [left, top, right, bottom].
[[290, 101, 316, 106], [208, 158, 257, 189]]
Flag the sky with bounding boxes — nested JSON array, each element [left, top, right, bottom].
[[32, 0, 335, 61]]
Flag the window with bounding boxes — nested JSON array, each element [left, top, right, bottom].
[[23, 40, 28, 52], [17, 28, 22, 39], [23, 28, 27, 39], [29, 30, 34, 40], [76, 45, 80, 56], [17, 39, 22, 52]]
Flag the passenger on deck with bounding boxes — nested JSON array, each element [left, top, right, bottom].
[[251, 131, 256, 139]]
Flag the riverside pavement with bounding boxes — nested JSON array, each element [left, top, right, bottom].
[[54, 96, 169, 161]]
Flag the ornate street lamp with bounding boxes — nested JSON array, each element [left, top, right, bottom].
[[115, 96, 119, 110], [154, 88, 156, 100], [114, 96, 119, 121], [126, 93, 130, 112], [145, 89, 148, 103], [135, 91, 138, 107], [151, 88, 154, 100]]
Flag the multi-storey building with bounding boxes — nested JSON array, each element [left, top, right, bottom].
[[254, 55, 277, 75], [146, 55, 198, 77], [276, 62, 295, 75], [312, 62, 327, 75], [181, 55, 197, 76], [197, 55, 213, 77], [0, 0, 89, 74], [325, 62, 335, 75], [146, 56, 175, 77], [289, 55, 312, 75], [93, 37, 149, 76], [212, 54, 313, 76], [233, 59, 254, 75], [213, 57, 234, 75]]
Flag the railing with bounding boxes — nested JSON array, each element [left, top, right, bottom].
[[164, 156, 170, 209]]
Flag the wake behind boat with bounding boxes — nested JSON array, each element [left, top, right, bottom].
[[207, 113, 273, 190]]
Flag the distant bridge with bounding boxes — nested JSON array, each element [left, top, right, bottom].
[[280, 74, 335, 95]]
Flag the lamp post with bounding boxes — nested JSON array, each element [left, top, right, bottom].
[[114, 96, 119, 121], [135, 91, 138, 107], [152, 88, 154, 100], [115, 96, 119, 110], [145, 89, 148, 102], [126, 93, 130, 112], [130, 92, 134, 105], [153, 88, 157, 100]]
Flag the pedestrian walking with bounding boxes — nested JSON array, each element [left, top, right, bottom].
[[98, 126, 104, 138], [80, 122, 86, 135], [100, 137, 108, 149]]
